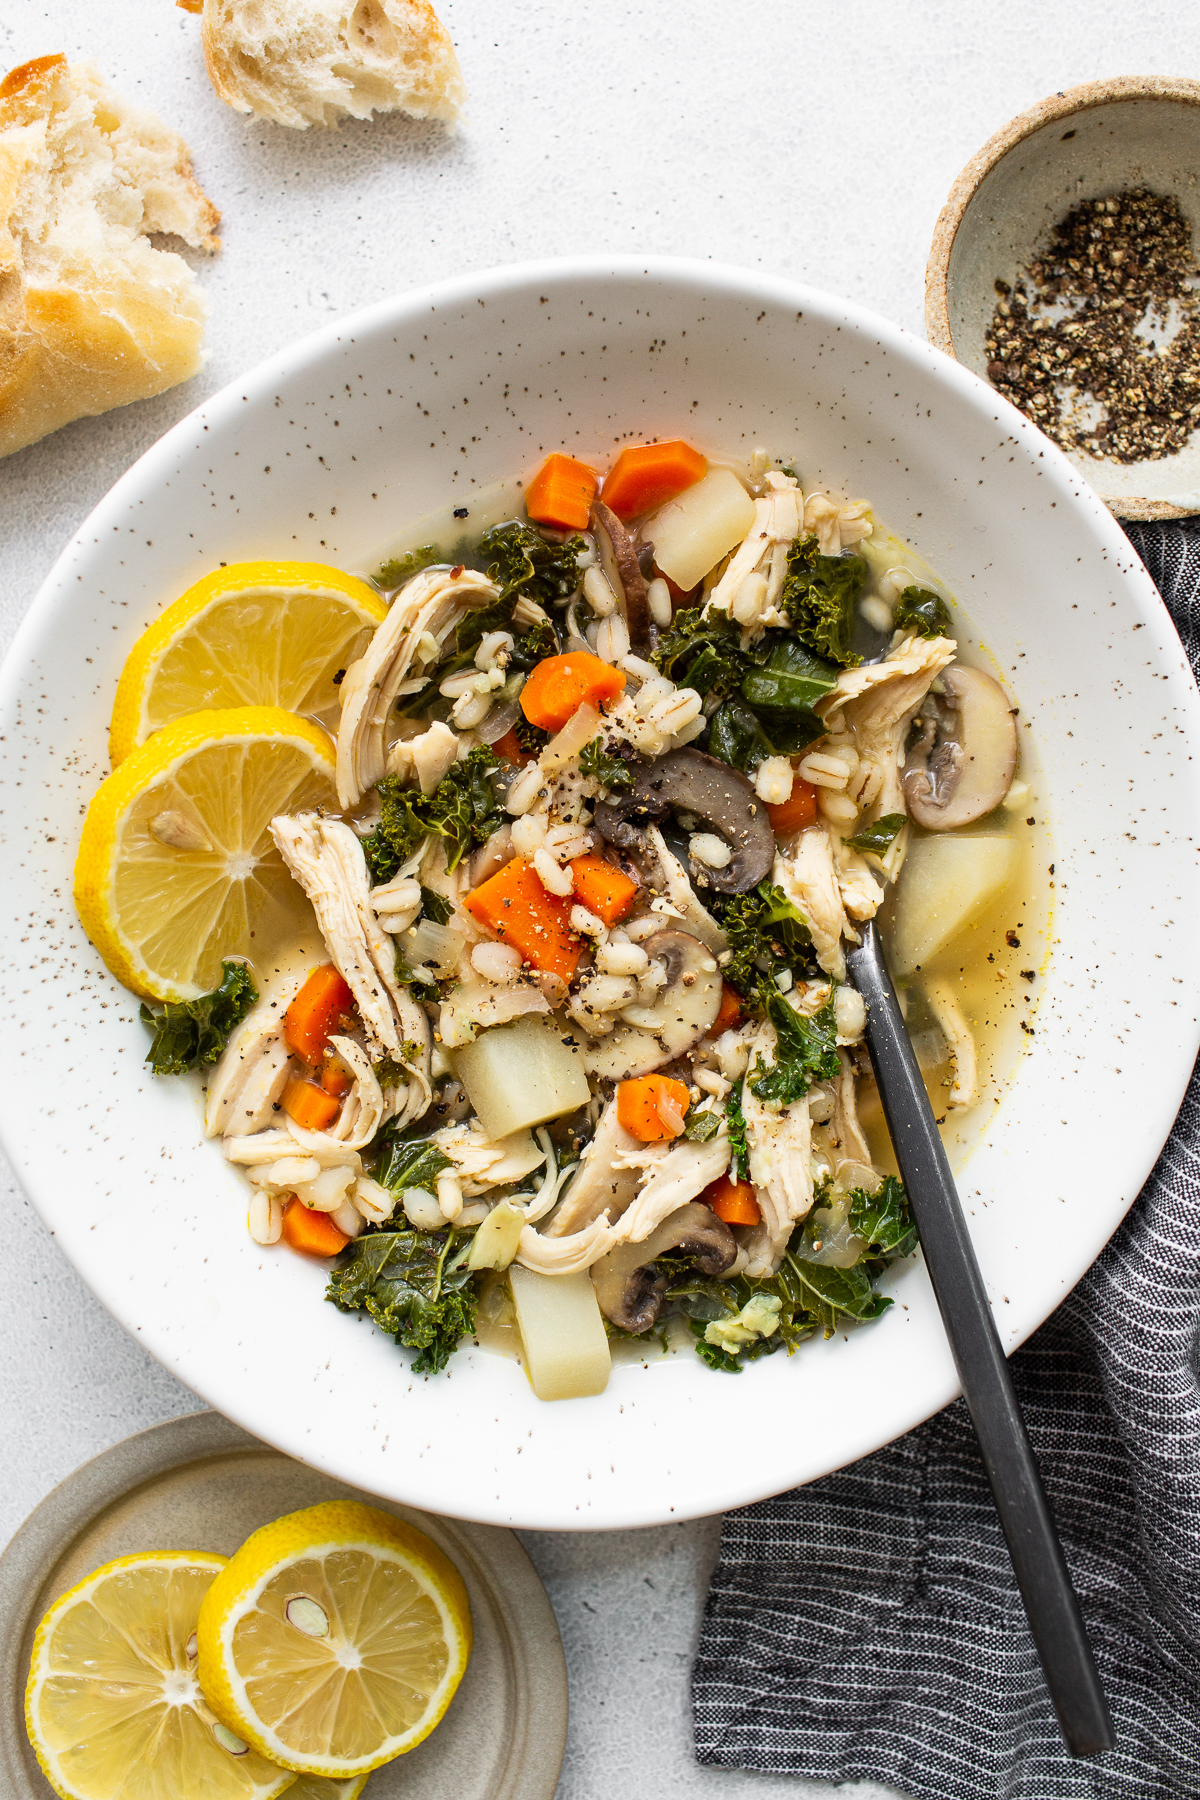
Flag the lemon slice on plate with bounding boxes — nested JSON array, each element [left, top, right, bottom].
[[289, 1778, 368, 1799], [24, 1550, 295, 1800], [197, 1501, 472, 1779], [74, 706, 335, 1001], [109, 561, 387, 764]]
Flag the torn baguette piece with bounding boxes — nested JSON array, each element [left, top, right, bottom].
[[187, 0, 466, 130], [0, 55, 219, 459]]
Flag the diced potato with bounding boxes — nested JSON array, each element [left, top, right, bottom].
[[646, 467, 757, 592], [508, 1265, 611, 1400], [890, 832, 1017, 975], [452, 1013, 590, 1139]]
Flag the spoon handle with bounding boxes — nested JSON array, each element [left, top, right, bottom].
[[846, 920, 1114, 1757]]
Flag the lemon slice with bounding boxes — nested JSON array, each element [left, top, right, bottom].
[[74, 706, 335, 1001], [197, 1502, 472, 1778], [109, 561, 387, 765], [25, 1550, 296, 1800], [289, 1779, 368, 1799]]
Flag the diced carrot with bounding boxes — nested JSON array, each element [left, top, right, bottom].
[[493, 724, 534, 767], [464, 856, 582, 982], [284, 964, 354, 1063], [320, 1056, 351, 1097], [766, 776, 818, 836], [280, 1196, 350, 1257], [600, 439, 707, 521], [282, 1077, 341, 1132], [617, 1074, 691, 1143], [710, 984, 743, 1036], [520, 653, 626, 733], [569, 853, 638, 925], [704, 1173, 762, 1227], [525, 453, 599, 532]]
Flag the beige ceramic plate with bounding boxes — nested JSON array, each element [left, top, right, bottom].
[[926, 75, 1200, 518], [0, 1411, 567, 1800]]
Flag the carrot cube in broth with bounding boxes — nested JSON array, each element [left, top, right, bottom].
[[704, 1173, 761, 1226], [520, 653, 626, 733], [282, 1076, 341, 1133], [464, 856, 582, 983], [281, 1196, 349, 1257], [600, 439, 707, 521], [525, 453, 598, 532], [569, 853, 637, 925], [617, 1074, 691, 1142], [284, 964, 353, 1063]]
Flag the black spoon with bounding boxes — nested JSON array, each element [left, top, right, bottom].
[[845, 919, 1115, 1757]]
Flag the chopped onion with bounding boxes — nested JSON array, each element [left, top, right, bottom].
[[405, 917, 464, 976], [540, 703, 601, 777]]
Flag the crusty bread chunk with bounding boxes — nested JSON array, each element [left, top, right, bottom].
[[0, 55, 219, 459], [192, 0, 465, 130]]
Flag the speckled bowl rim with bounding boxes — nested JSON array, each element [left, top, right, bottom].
[[924, 74, 1200, 520]]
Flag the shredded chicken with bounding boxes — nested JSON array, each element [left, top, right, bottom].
[[544, 1098, 643, 1237], [324, 1034, 386, 1149], [336, 565, 499, 808], [774, 829, 850, 980], [705, 471, 803, 626], [816, 633, 956, 818], [269, 812, 431, 1124], [803, 491, 874, 556], [386, 719, 460, 795], [740, 1021, 816, 1274], [829, 829, 887, 924], [430, 1120, 547, 1195], [925, 979, 980, 1110], [204, 970, 305, 1137]]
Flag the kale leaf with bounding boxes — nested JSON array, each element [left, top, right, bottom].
[[480, 519, 585, 609], [708, 879, 813, 995], [140, 960, 257, 1076], [894, 586, 951, 639], [682, 1102, 724, 1143], [419, 885, 453, 925], [782, 1249, 892, 1335], [326, 1226, 476, 1374], [707, 697, 820, 773], [363, 747, 503, 881], [845, 813, 905, 856], [513, 716, 550, 757], [579, 736, 636, 790], [651, 607, 746, 695], [748, 992, 840, 1107], [848, 1175, 917, 1261], [725, 1081, 749, 1181], [376, 545, 442, 589], [739, 638, 838, 715], [373, 1131, 453, 1198], [779, 534, 866, 667], [507, 617, 561, 671], [652, 607, 832, 772]]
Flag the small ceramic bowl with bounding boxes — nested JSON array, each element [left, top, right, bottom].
[[926, 76, 1200, 519]]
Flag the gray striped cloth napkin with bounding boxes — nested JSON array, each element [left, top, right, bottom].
[[691, 520, 1200, 1799]]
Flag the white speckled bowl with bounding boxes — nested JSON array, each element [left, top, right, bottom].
[[2, 258, 1198, 1529]]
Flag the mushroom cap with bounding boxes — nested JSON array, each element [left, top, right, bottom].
[[592, 1201, 737, 1332], [580, 928, 723, 1080], [902, 664, 1017, 831], [594, 747, 775, 894], [591, 500, 651, 651]]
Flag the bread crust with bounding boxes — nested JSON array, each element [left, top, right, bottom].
[[0, 55, 219, 459]]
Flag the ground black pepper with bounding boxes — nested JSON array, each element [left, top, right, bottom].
[[983, 188, 1200, 462]]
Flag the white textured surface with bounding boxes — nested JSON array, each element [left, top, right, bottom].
[[0, 2, 1194, 1793]]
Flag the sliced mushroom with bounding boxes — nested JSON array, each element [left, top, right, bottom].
[[902, 665, 1017, 830], [591, 1201, 737, 1332], [580, 928, 722, 1080], [591, 500, 651, 651], [594, 748, 774, 894]]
